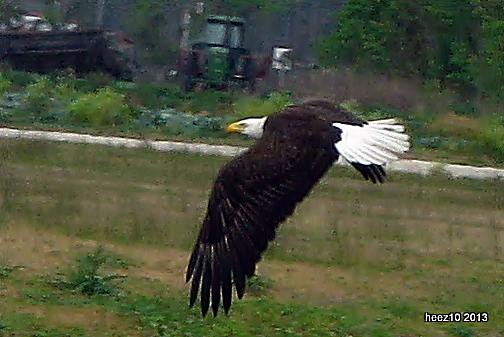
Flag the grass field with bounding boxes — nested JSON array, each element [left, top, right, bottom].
[[1, 139, 503, 337]]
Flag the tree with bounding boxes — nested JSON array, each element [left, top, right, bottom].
[[470, 0, 504, 102], [127, 0, 178, 66], [203, 0, 295, 16], [315, 0, 504, 100]]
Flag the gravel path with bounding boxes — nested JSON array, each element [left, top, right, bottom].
[[1, 127, 503, 181]]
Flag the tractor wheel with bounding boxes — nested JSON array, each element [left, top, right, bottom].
[[179, 68, 193, 92], [179, 54, 197, 92]]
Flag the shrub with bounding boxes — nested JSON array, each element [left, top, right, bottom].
[[180, 89, 236, 115], [232, 91, 293, 120], [448, 100, 480, 117], [340, 99, 407, 122], [2, 70, 40, 88], [23, 76, 56, 117], [157, 86, 188, 109], [18, 76, 79, 122], [114, 81, 186, 110], [81, 72, 114, 91], [0, 73, 12, 93], [477, 113, 504, 163], [340, 99, 364, 116], [68, 87, 132, 127]]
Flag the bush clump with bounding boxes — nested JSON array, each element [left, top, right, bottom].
[[178, 89, 236, 115], [23, 76, 58, 117], [477, 114, 504, 163], [68, 87, 132, 127], [113, 81, 188, 111], [1, 70, 40, 88], [20, 76, 79, 122], [232, 92, 293, 120], [0, 73, 12, 93]]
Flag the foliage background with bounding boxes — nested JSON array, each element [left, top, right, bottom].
[[315, 0, 504, 104]]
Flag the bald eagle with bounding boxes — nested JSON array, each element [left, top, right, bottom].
[[185, 100, 410, 317]]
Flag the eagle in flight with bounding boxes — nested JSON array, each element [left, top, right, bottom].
[[185, 100, 410, 317]]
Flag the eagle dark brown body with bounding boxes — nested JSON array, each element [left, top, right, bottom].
[[185, 100, 410, 317]]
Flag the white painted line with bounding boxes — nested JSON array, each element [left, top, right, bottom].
[[1, 127, 503, 180]]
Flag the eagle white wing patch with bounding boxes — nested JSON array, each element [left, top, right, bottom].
[[332, 118, 410, 166]]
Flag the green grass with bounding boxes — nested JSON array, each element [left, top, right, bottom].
[[0, 270, 437, 337], [3, 265, 495, 337], [0, 139, 503, 336]]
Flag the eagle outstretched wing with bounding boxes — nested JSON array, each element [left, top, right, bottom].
[[185, 115, 338, 317], [185, 101, 410, 317]]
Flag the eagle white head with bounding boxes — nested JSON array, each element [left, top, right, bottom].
[[225, 117, 267, 139]]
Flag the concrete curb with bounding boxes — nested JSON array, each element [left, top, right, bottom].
[[1, 127, 503, 181]]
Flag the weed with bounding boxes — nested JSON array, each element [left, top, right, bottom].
[[381, 297, 417, 319], [231, 91, 292, 120], [246, 273, 275, 297], [103, 251, 136, 269], [428, 163, 449, 177], [0, 240, 24, 278], [50, 246, 127, 296], [0, 265, 23, 278], [446, 324, 476, 337], [144, 315, 169, 337]]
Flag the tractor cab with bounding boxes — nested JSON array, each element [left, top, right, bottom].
[[197, 15, 245, 49], [178, 15, 260, 91]]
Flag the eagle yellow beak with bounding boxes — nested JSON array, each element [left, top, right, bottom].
[[225, 122, 244, 133]]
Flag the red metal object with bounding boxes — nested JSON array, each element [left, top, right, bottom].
[[253, 54, 273, 79]]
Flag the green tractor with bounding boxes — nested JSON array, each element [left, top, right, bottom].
[[177, 14, 271, 92]]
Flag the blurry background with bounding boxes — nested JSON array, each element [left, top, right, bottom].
[[6, 0, 342, 76]]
